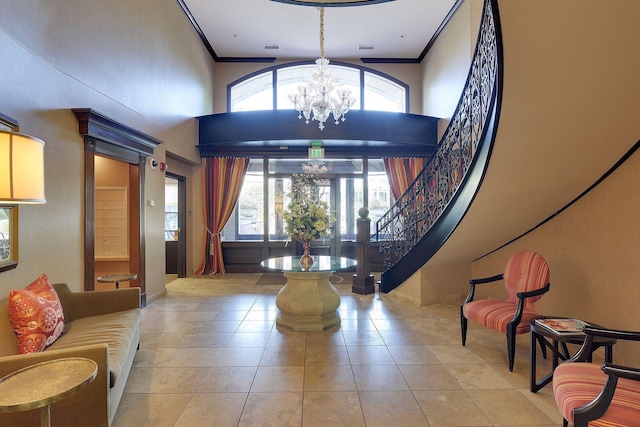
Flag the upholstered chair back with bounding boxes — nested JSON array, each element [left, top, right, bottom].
[[504, 251, 550, 308]]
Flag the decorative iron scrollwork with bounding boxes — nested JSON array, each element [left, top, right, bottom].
[[376, 0, 500, 271]]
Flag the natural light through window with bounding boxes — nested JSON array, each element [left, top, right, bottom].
[[230, 72, 273, 112], [229, 63, 406, 113], [222, 159, 392, 243]]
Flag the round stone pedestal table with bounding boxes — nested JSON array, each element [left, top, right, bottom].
[[261, 255, 356, 331]]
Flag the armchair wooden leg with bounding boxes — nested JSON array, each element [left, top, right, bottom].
[[460, 307, 468, 346], [507, 327, 516, 371]]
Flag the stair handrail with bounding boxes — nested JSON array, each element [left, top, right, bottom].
[[375, 0, 502, 273]]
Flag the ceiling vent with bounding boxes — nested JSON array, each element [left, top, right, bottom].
[[264, 44, 281, 50], [358, 45, 374, 51]]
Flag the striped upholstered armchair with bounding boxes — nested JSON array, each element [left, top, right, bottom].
[[553, 326, 640, 427], [460, 251, 551, 371]]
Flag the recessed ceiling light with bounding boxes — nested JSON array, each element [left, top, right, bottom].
[[358, 45, 374, 50], [264, 44, 281, 50]]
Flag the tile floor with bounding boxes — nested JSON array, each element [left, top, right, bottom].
[[113, 274, 568, 427]]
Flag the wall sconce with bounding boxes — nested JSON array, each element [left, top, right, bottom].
[[150, 158, 167, 172], [0, 130, 46, 204]]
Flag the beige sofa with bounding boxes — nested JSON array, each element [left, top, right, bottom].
[[0, 283, 141, 426]]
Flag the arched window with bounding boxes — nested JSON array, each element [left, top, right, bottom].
[[230, 72, 273, 112], [228, 62, 408, 113]]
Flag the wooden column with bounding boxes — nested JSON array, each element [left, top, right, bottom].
[[352, 210, 375, 295]]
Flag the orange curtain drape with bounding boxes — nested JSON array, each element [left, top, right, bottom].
[[196, 157, 249, 275], [383, 157, 426, 200]]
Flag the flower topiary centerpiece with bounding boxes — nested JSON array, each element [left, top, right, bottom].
[[283, 171, 334, 267]]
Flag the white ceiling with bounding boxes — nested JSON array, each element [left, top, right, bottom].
[[181, 0, 459, 60]]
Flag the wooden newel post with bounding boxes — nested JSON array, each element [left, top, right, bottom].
[[352, 208, 375, 295]]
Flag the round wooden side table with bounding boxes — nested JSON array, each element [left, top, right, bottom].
[[0, 357, 98, 426], [97, 273, 137, 289]]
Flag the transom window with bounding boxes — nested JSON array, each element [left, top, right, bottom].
[[229, 62, 408, 113]]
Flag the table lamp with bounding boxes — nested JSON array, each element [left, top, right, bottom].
[[0, 130, 46, 204]]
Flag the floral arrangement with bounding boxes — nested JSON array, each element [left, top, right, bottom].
[[283, 172, 334, 242]]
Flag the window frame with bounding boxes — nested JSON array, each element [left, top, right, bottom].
[[227, 60, 409, 113], [0, 205, 18, 272], [223, 157, 392, 243]]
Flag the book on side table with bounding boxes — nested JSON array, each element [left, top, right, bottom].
[[535, 318, 589, 336]]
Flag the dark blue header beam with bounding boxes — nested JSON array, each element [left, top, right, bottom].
[[197, 110, 439, 158]]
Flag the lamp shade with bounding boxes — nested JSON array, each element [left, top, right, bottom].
[[0, 130, 46, 203]]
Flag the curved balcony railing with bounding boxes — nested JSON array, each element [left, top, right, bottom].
[[375, 0, 503, 292]]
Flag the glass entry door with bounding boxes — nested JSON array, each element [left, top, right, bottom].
[[267, 175, 343, 256], [220, 158, 390, 272], [308, 178, 337, 257]]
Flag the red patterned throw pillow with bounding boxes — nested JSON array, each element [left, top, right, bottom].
[[7, 274, 65, 353]]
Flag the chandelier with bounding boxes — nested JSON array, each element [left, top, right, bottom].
[[289, 8, 356, 130]]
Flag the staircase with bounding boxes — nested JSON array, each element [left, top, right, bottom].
[[374, 0, 504, 293]]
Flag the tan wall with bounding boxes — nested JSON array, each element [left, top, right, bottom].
[[435, 0, 640, 267], [453, 0, 640, 338], [397, 0, 640, 366], [394, 263, 471, 307], [0, 0, 214, 299], [472, 146, 640, 365], [421, 0, 483, 137]]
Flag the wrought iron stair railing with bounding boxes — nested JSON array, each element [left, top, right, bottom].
[[374, 0, 503, 293]]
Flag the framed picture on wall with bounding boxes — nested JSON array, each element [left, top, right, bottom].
[[0, 205, 18, 272]]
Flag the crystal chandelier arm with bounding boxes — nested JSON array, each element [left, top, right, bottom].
[[289, 6, 353, 130]]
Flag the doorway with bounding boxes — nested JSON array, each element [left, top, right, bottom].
[[308, 177, 337, 257], [165, 173, 186, 282], [93, 156, 141, 291], [74, 108, 163, 306]]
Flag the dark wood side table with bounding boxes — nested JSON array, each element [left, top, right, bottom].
[[529, 317, 616, 392], [0, 357, 98, 426]]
